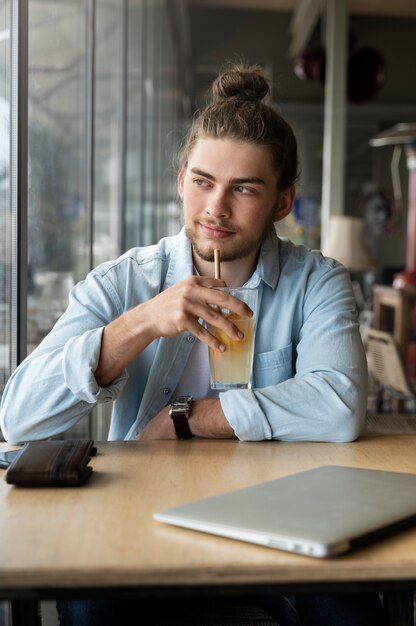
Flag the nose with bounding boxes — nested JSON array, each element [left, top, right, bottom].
[[205, 189, 231, 219]]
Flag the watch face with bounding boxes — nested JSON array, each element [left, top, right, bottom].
[[169, 396, 192, 417]]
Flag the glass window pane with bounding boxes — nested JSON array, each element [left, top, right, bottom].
[[94, 0, 123, 266], [28, 1, 89, 348], [126, 0, 184, 250], [125, 0, 145, 250], [0, 0, 11, 399]]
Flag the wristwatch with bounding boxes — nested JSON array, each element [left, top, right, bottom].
[[169, 395, 194, 439]]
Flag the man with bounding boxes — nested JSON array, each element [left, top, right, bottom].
[[0, 64, 383, 625]]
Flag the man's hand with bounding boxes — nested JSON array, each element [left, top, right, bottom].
[[139, 275, 252, 352], [136, 398, 236, 441], [95, 276, 253, 387]]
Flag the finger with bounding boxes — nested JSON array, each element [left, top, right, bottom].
[[181, 287, 253, 340], [204, 290, 254, 320], [208, 314, 246, 345], [180, 299, 244, 345], [191, 321, 227, 353]]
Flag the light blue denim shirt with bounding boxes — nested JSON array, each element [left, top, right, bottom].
[[0, 227, 367, 443]]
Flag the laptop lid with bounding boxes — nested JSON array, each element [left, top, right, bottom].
[[154, 465, 416, 558]]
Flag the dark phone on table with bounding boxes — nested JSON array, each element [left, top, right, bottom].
[[0, 449, 22, 469]]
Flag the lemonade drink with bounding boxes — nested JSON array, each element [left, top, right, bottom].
[[209, 313, 255, 389]]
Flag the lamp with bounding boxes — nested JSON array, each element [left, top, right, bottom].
[[322, 215, 374, 272], [370, 123, 416, 289]]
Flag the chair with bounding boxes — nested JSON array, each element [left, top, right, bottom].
[[364, 328, 416, 438], [365, 328, 415, 411]]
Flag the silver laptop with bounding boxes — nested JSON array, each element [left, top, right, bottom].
[[154, 465, 416, 558]]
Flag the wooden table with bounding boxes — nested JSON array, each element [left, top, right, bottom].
[[1, 436, 416, 625]]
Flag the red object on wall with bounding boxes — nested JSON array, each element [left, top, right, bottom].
[[293, 48, 325, 82], [292, 34, 386, 103]]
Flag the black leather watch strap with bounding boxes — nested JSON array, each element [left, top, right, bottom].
[[169, 395, 194, 440]]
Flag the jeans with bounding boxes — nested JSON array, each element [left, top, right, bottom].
[[57, 593, 385, 626]]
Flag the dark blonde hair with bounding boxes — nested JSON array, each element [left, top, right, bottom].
[[178, 64, 299, 191]]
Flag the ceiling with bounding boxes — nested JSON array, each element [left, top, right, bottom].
[[189, 0, 416, 18]]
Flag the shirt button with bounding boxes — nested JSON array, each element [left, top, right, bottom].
[[187, 335, 195, 343], [163, 387, 171, 395]]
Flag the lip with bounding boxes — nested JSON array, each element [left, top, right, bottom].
[[199, 223, 235, 239]]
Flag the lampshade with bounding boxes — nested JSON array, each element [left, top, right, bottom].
[[369, 122, 416, 147], [321, 215, 374, 272]]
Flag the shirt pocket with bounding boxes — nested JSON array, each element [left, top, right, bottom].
[[253, 343, 293, 388]]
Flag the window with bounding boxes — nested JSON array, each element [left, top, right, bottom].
[[1, 0, 191, 440]]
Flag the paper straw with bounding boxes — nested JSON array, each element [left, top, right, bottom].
[[214, 249, 221, 280]]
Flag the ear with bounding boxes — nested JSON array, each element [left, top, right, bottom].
[[177, 166, 186, 200], [273, 185, 296, 222]]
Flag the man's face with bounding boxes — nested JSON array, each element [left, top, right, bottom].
[[178, 137, 291, 264]]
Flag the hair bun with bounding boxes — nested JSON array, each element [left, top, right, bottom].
[[212, 65, 270, 103]]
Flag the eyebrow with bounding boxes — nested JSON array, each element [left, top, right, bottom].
[[189, 167, 266, 186]]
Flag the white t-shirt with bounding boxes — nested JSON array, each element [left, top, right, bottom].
[[173, 339, 220, 399]]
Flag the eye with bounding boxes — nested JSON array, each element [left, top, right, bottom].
[[193, 178, 211, 188], [235, 185, 254, 194]]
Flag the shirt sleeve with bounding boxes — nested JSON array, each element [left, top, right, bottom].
[[220, 263, 367, 443], [0, 269, 128, 443]]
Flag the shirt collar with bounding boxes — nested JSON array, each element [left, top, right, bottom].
[[245, 226, 281, 290]]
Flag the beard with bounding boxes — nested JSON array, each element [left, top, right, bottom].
[[185, 219, 274, 264]]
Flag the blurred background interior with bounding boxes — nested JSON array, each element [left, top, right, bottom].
[[1, 0, 416, 440]]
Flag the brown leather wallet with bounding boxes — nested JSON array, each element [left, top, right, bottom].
[[5, 439, 97, 487]]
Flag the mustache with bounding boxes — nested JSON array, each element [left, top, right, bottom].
[[199, 220, 237, 232]]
